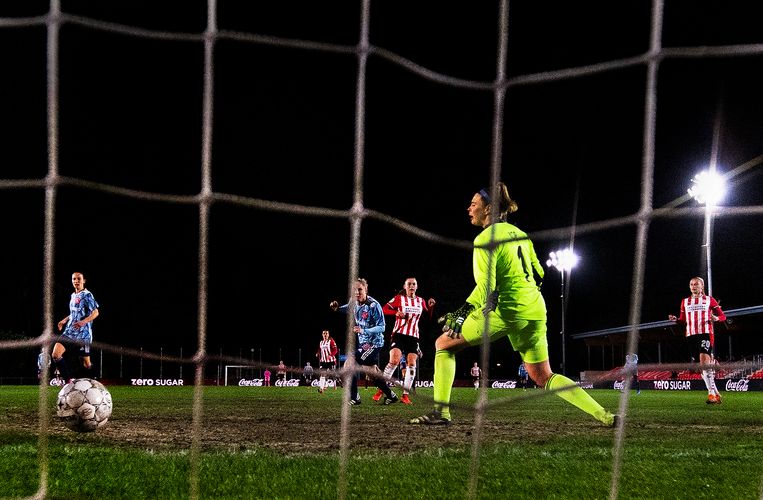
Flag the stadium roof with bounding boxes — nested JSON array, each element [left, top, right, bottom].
[[571, 305, 763, 340]]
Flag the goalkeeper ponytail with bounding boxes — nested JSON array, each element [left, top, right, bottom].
[[479, 182, 518, 222]]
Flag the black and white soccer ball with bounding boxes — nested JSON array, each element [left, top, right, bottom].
[[56, 378, 113, 432]]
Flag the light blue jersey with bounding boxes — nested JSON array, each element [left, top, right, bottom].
[[338, 296, 386, 348], [37, 352, 50, 373], [62, 289, 99, 344], [625, 354, 638, 368]]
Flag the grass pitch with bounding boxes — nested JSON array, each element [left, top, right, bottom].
[[1, 385, 762, 499]]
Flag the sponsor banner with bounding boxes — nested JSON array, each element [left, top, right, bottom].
[[491, 380, 517, 389], [588, 379, 763, 391], [651, 380, 695, 391], [131, 378, 185, 386], [274, 378, 301, 387], [310, 379, 337, 388], [725, 379, 750, 392]]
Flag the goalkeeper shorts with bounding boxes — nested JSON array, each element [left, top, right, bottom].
[[461, 311, 549, 364]]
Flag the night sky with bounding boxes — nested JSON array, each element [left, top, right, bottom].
[[1, 1, 762, 377]]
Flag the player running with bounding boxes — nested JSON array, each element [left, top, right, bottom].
[[374, 277, 435, 405], [669, 276, 726, 404], [471, 362, 481, 390], [410, 182, 616, 426], [53, 272, 100, 382], [330, 278, 398, 405]]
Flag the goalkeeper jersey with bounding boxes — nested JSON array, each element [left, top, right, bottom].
[[466, 222, 546, 321]]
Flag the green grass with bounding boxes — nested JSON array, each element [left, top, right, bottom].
[[1, 386, 762, 499]]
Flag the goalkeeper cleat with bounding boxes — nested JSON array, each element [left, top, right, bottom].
[[602, 412, 617, 427], [348, 397, 361, 406], [384, 392, 399, 405], [409, 410, 451, 425], [372, 389, 384, 402], [400, 394, 412, 405], [706, 394, 721, 405]]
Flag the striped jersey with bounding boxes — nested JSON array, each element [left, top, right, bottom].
[[471, 365, 481, 377], [318, 338, 338, 363], [383, 295, 432, 339], [677, 295, 726, 337]]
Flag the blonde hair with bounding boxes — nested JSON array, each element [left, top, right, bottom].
[[478, 182, 518, 220]]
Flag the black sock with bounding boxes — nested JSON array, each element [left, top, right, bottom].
[[376, 380, 393, 398], [53, 357, 70, 381]]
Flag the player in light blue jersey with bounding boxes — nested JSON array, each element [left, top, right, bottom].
[[330, 278, 398, 405], [518, 362, 530, 390], [623, 353, 640, 394], [53, 272, 100, 381], [37, 347, 50, 380]]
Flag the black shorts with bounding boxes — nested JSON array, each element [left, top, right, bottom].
[[687, 333, 714, 356], [354, 345, 381, 367], [318, 361, 335, 371], [389, 333, 420, 357], [57, 335, 91, 355]]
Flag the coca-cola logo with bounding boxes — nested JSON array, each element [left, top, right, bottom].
[[275, 379, 301, 387], [491, 380, 517, 389], [310, 379, 337, 387], [613, 381, 625, 390], [238, 379, 264, 387], [725, 379, 749, 392]]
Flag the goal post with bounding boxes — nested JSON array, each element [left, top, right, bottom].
[[224, 365, 263, 386]]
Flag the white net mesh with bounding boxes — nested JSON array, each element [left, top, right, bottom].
[[2, 1, 763, 499]]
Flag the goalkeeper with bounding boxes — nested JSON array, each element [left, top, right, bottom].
[[410, 182, 615, 426]]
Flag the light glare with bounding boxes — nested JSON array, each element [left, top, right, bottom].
[[687, 170, 726, 206], [546, 249, 579, 272]]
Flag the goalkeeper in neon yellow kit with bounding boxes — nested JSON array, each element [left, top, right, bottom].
[[410, 182, 616, 426]]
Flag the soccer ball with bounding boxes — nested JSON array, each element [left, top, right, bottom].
[[56, 378, 113, 432]]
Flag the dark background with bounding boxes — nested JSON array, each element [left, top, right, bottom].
[[1, 1, 762, 380]]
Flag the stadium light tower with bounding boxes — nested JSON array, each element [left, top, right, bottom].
[[546, 249, 579, 376], [687, 169, 726, 297]]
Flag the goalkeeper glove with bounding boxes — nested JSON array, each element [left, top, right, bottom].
[[438, 303, 474, 339]]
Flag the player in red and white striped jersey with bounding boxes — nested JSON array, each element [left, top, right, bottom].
[[669, 276, 726, 404], [316, 330, 338, 393], [375, 277, 436, 404]]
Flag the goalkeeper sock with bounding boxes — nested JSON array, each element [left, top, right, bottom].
[[403, 366, 416, 393], [546, 373, 613, 425], [433, 350, 455, 420]]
